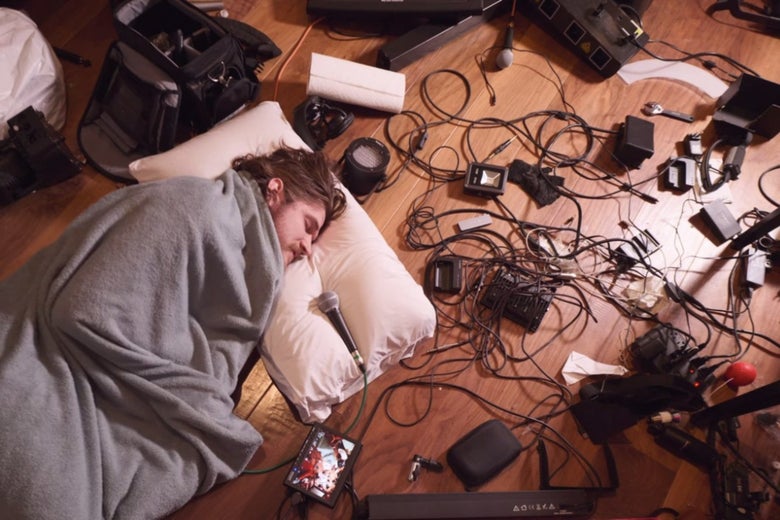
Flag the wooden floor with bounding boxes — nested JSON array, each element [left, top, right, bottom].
[[3, 1, 780, 519]]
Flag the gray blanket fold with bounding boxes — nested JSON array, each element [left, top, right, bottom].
[[0, 170, 284, 519]]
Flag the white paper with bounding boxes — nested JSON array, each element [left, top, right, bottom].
[[561, 351, 628, 385], [618, 59, 729, 98]]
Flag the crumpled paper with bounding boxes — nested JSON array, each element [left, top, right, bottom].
[[561, 351, 628, 385]]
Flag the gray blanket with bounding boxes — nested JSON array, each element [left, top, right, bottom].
[[0, 170, 284, 519]]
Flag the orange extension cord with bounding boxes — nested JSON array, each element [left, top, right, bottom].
[[271, 17, 324, 101]]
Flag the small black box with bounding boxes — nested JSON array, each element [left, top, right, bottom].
[[615, 115, 654, 169], [447, 419, 522, 489], [700, 200, 741, 243], [432, 256, 462, 293]]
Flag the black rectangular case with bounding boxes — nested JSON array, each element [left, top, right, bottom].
[[446, 419, 522, 489]]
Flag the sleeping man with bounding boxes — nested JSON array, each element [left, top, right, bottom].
[[0, 147, 346, 519]]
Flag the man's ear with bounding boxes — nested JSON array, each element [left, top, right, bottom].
[[265, 178, 285, 209]]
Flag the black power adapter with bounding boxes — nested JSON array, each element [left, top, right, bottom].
[[699, 200, 742, 244], [664, 156, 696, 191], [613, 229, 659, 271], [614, 115, 654, 169]]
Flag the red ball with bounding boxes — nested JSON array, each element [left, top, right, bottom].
[[724, 361, 757, 388]]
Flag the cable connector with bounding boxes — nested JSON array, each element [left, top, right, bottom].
[[723, 144, 747, 180], [685, 133, 703, 157], [484, 136, 517, 161], [416, 130, 429, 151], [650, 411, 682, 424], [554, 258, 579, 278], [408, 454, 443, 482], [614, 229, 660, 272]]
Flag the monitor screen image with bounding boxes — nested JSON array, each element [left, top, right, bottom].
[[284, 424, 362, 507]]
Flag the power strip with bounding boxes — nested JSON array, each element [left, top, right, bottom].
[[525, 0, 649, 77]]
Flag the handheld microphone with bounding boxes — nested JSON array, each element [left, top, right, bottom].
[[495, 23, 515, 69], [316, 291, 366, 373]]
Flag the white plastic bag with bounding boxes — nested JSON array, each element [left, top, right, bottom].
[[0, 8, 66, 140]]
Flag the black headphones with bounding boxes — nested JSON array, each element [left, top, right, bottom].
[[292, 96, 354, 150], [707, 0, 780, 30]]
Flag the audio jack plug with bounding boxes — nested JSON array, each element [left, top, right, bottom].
[[408, 454, 444, 482], [483, 135, 517, 162]]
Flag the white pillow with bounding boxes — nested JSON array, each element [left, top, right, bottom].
[[129, 101, 436, 422], [129, 101, 309, 182]]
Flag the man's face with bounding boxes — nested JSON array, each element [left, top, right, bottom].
[[266, 179, 326, 266]]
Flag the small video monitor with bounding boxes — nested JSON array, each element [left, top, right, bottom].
[[464, 161, 508, 197], [283, 424, 362, 507]]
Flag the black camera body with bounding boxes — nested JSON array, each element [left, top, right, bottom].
[[0, 106, 82, 206], [629, 325, 714, 390]]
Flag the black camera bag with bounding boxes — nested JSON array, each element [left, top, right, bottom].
[[78, 0, 280, 181], [0, 107, 83, 206]]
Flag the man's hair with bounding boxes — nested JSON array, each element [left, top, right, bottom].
[[232, 147, 347, 228]]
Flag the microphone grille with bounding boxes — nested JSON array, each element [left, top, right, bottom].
[[316, 291, 339, 313], [496, 49, 513, 69]]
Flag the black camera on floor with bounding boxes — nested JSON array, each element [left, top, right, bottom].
[[629, 324, 715, 390], [0, 106, 82, 206]]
